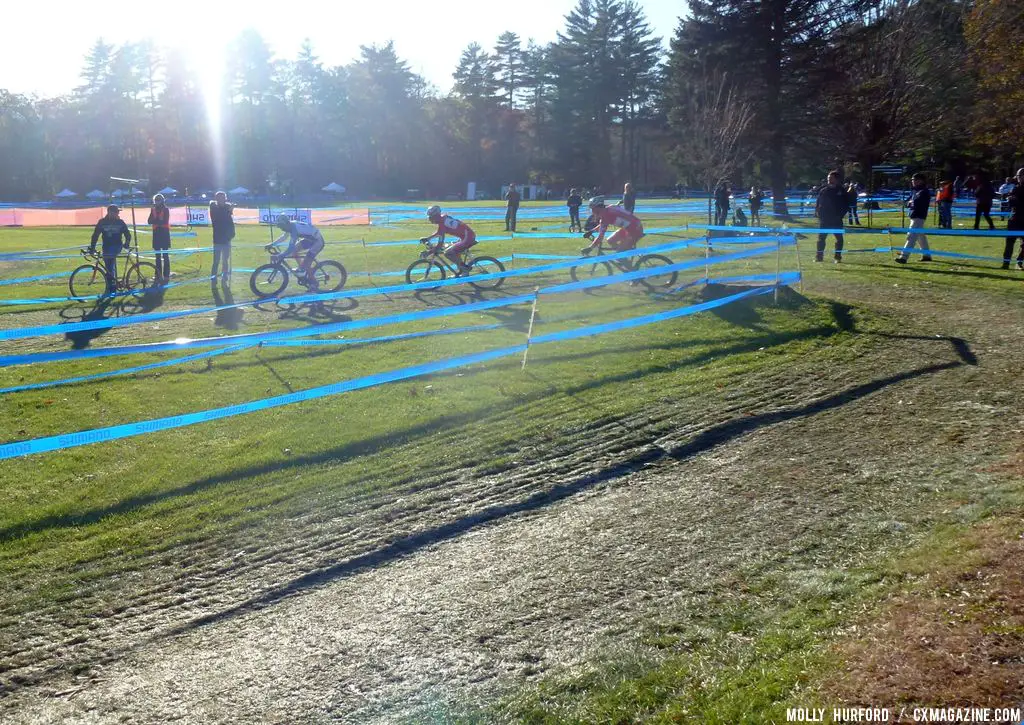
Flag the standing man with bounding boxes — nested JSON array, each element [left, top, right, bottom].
[[504, 182, 521, 232], [895, 173, 932, 264], [714, 181, 730, 226], [87, 205, 132, 294], [974, 175, 995, 230], [210, 191, 235, 284], [148, 193, 171, 284], [566, 188, 583, 232], [935, 180, 954, 229], [1002, 167, 1024, 270], [621, 182, 636, 213], [748, 185, 764, 226], [815, 171, 847, 263]]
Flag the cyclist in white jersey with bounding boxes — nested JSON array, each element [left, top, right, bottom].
[[272, 213, 326, 290]]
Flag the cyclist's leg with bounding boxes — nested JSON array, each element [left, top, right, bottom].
[[445, 235, 476, 270]]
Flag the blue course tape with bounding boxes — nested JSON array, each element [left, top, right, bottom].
[[886, 227, 1017, 238], [0, 344, 253, 394], [0, 284, 783, 460], [257, 324, 502, 348], [0, 238, 701, 340], [0, 272, 72, 287]]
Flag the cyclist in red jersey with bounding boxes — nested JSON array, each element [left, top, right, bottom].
[[580, 196, 644, 255], [421, 205, 478, 273]]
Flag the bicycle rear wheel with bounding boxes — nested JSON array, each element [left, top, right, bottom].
[[405, 259, 446, 289], [69, 264, 105, 298], [125, 261, 158, 291], [311, 260, 347, 293], [250, 263, 289, 298], [466, 256, 505, 290], [569, 257, 614, 285], [636, 254, 678, 290]]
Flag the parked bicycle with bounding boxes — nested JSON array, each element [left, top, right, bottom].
[[405, 240, 506, 290], [69, 246, 158, 298], [570, 240, 678, 290], [249, 243, 348, 298]]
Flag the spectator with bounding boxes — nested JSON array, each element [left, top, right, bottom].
[[748, 186, 763, 226], [209, 191, 235, 284], [714, 181, 731, 226], [88, 205, 132, 294], [1002, 167, 1024, 270], [936, 180, 954, 229], [965, 174, 979, 199], [953, 175, 963, 199], [148, 193, 171, 284], [997, 176, 1016, 212], [504, 183, 521, 232], [814, 171, 847, 263], [567, 188, 583, 232], [846, 182, 861, 225], [734, 206, 748, 226], [621, 182, 636, 213], [973, 175, 995, 230], [895, 173, 932, 264]]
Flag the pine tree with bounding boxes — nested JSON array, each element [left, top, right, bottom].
[[492, 32, 524, 108]]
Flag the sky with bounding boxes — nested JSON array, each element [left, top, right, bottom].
[[0, 0, 686, 99]]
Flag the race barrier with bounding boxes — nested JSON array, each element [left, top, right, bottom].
[[0, 281, 790, 461]]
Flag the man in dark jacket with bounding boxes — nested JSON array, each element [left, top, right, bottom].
[[1003, 168, 1024, 270], [88, 205, 132, 294], [815, 171, 847, 262], [895, 173, 932, 263], [504, 183, 521, 232], [148, 193, 171, 284], [714, 181, 730, 226], [210, 191, 235, 284], [566, 188, 583, 232], [974, 175, 996, 230]]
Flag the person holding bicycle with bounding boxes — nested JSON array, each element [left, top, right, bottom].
[[580, 196, 644, 256], [422, 205, 478, 273], [87, 204, 132, 294], [271, 214, 326, 290]]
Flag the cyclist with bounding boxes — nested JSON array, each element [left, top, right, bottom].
[[421, 205, 478, 273], [87, 204, 133, 294], [580, 196, 645, 256], [271, 213, 325, 290]]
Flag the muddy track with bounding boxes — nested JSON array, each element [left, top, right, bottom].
[[2, 280, 1022, 722]]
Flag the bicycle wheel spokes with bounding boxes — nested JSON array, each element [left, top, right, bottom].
[[312, 260, 347, 293], [69, 264, 106, 298], [466, 256, 505, 290], [250, 263, 289, 298], [126, 262, 158, 291], [569, 258, 614, 284], [636, 254, 678, 290], [405, 259, 446, 288]]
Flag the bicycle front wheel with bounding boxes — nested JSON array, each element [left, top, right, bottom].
[[405, 259, 446, 289], [466, 256, 506, 290], [636, 254, 678, 290], [569, 258, 614, 285], [312, 260, 347, 293], [69, 264, 105, 298], [125, 261, 158, 291], [250, 263, 289, 298]]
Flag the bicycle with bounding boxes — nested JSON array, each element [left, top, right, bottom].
[[69, 246, 158, 298], [570, 238, 678, 290], [405, 240, 506, 290], [249, 243, 348, 298]]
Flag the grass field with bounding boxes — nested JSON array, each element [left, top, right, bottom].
[[1, 200, 1022, 723]]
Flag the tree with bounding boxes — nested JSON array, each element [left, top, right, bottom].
[[667, 71, 754, 222], [492, 32, 524, 108], [965, 0, 1024, 155]]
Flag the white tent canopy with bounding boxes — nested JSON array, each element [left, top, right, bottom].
[[111, 189, 129, 198], [85, 189, 106, 199], [157, 186, 178, 195], [321, 182, 346, 193], [55, 188, 77, 198], [228, 186, 250, 195]]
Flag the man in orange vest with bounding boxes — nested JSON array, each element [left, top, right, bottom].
[[936, 180, 954, 229], [148, 193, 172, 283]]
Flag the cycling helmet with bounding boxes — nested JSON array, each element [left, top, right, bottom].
[[275, 213, 291, 228], [588, 195, 606, 209], [426, 205, 442, 220]]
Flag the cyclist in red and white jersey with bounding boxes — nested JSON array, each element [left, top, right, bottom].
[[580, 196, 644, 255], [421, 205, 478, 273], [272, 213, 325, 290]]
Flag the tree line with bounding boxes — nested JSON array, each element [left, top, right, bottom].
[[0, 0, 1018, 208]]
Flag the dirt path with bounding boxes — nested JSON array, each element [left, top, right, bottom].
[[2, 280, 1022, 723]]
